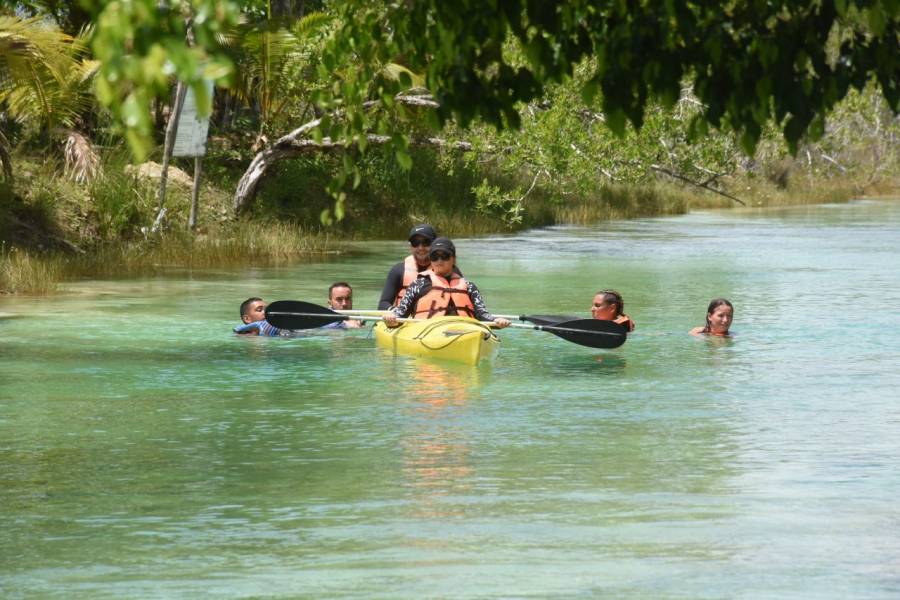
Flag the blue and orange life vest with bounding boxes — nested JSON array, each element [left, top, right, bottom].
[[414, 271, 475, 318]]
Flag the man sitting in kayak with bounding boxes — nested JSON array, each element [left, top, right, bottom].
[[234, 297, 286, 336], [591, 289, 636, 332], [322, 282, 365, 329], [382, 237, 511, 329], [377, 223, 462, 309]]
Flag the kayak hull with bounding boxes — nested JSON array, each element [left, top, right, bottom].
[[373, 316, 500, 365]]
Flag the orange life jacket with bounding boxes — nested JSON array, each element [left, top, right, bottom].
[[614, 314, 636, 332], [396, 255, 428, 305], [414, 271, 475, 318]]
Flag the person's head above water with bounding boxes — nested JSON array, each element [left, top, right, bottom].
[[328, 282, 353, 310], [696, 298, 734, 336], [240, 297, 266, 324], [591, 290, 625, 321]]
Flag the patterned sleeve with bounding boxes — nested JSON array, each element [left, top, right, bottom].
[[233, 321, 284, 336], [467, 282, 495, 321], [258, 320, 285, 336], [392, 277, 427, 318]]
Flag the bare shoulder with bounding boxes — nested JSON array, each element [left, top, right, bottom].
[[689, 327, 705, 336]]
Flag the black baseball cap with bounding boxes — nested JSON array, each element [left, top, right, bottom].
[[408, 224, 437, 242], [429, 237, 456, 256]]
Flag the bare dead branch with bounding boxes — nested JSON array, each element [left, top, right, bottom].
[[650, 163, 746, 206]]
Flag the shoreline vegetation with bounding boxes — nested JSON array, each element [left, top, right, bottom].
[[2, 83, 899, 295], [2, 159, 897, 296], [2, 4, 899, 296]]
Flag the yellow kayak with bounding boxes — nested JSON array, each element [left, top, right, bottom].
[[373, 316, 500, 365]]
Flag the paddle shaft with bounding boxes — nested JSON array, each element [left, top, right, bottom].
[[317, 309, 622, 339], [329, 308, 573, 324], [503, 321, 623, 338], [265, 310, 411, 323]]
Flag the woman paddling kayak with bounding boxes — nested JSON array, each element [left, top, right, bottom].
[[382, 237, 511, 329]]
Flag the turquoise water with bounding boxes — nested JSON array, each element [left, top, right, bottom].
[[2, 200, 899, 598]]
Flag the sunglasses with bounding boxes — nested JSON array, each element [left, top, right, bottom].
[[429, 252, 453, 261], [409, 238, 431, 248]]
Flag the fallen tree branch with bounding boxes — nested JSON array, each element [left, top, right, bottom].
[[649, 164, 746, 206], [820, 153, 847, 173], [233, 129, 473, 213], [233, 93, 469, 213]]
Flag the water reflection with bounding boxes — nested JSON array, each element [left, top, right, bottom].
[[389, 358, 487, 519]]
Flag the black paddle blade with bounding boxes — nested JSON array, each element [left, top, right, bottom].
[[541, 318, 628, 349], [265, 300, 345, 330], [522, 314, 579, 326]]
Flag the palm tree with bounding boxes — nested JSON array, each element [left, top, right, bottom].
[[0, 15, 96, 181], [221, 11, 332, 145]]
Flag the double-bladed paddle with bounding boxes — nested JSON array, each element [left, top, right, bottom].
[[327, 308, 577, 327], [265, 301, 627, 349]]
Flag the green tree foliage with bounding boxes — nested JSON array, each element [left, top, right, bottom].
[[221, 11, 332, 138], [325, 0, 898, 155], [83, 0, 239, 159], [0, 16, 88, 130], [0, 15, 96, 180], [80, 1, 899, 181]]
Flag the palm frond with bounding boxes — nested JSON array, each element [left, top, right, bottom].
[[0, 15, 89, 130], [63, 129, 101, 183], [222, 12, 333, 121], [291, 12, 332, 38]]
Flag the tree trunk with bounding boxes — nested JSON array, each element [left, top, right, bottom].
[[0, 142, 12, 183], [189, 157, 202, 230], [270, 0, 294, 18], [158, 82, 187, 215]]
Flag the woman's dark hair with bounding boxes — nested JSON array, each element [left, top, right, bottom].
[[595, 289, 625, 317], [704, 298, 734, 332]]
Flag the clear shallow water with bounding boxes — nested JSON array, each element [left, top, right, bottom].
[[1, 200, 899, 598]]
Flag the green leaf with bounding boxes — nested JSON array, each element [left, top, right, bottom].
[[605, 107, 627, 137], [739, 129, 757, 155], [581, 79, 599, 106], [395, 148, 413, 170], [867, 6, 886, 36], [833, 0, 847, 17]]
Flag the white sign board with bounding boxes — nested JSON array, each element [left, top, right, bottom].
[[172, 81, 214, 157]]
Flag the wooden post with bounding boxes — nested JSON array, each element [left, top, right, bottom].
[[157, 82, 187, 219], [189, 156, 202, 230]]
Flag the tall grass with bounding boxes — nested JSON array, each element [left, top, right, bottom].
[[553, 184, 696, 224], [0, 246, 62, 295], [0, 222, 341, 293], [64, 222, 342, 279]]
